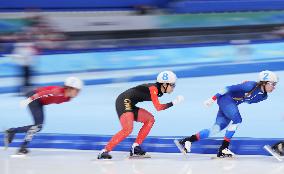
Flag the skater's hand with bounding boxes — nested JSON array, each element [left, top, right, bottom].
[[172, 95, 184, 105], [19, 98, 32, 108], [204, 98, 215, 108]]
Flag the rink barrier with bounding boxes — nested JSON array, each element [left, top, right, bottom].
[[171, 0, 284, 13], [2, 38, 284, 57], [0, 0, 170, 11], [0, 0, 283, 12], [0, 133, 281, 155]]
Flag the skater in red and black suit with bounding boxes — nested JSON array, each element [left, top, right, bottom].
[[97, 71, 184, 159], [4, 77, 83, 155]]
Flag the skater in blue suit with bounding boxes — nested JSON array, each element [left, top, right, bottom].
[[175, 70, 278, 158]]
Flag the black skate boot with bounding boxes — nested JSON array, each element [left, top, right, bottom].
[[16, 147, 29, 155], [97, 151, 112, 159], [130, 145, 146, 157], [217, 140, 234, 158], [4, 129, 15, 150]]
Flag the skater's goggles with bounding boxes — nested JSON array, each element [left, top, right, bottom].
[[169, 83, 176, 88], [267, 81, 277, 87]]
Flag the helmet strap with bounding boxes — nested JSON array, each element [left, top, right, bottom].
[[260, 82, 267, 93], [156, 82, 163, 96], [162, 83, 169, 93]]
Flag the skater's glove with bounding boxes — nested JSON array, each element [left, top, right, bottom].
[[20, 98, 33, 108], [172, 95, 184, 105], [204, 98, 216, 108]]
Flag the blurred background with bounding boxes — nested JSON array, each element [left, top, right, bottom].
[[0, 0, 284, 153]]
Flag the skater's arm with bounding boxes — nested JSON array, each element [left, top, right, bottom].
[[20, 88, 63, 107], [149, 86, 173, 111], [204, 81, 256, 107], [213, 81, 256, 99], [30, 89, 61, 101], [20, 90, 57, 108], [204, 88, 227, 107], [225, 81, 256, 94]]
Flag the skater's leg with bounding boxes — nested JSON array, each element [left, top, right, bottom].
[[104, 112, 134, 152], [98, 112, 134, 159], [217, 99, 242, 157], [18, 99, 44, 154], [7, 91, 41, 134], [6, 91, 44, 152], [176, 110, 230, 153], [196, 110, 231, 140], [130, 108, 155, 156], [134, 108, 155, 145]]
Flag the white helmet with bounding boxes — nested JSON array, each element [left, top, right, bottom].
[[157, 71, 177, 83], [64, 77, 83, 90], [258, 70, 278, 83]]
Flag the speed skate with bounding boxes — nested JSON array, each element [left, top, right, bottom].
[[211, 156, 236, 160], [10, 153, 29, 158], [174, 139, 187, 155], [128, 154, 151, 159], [264, 145, 283, 162]]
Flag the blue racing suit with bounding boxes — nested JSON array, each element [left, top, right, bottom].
[[197, 81, 267, 141]]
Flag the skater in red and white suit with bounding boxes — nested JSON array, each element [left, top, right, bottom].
[[5, 77, 83, 155]]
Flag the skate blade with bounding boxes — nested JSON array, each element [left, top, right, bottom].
[[93, 158, 112, 161], [3, 131, 8, 150], [10, 154, 27, 158], [174, 139, 187, 155], [211, 156, 235, 160], [264, 145, 283, 162], [128, 154, 151, 159], [3, 138, 8, 150]]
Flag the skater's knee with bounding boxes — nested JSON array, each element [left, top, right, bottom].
[[122, 126, 133, 135], [231, 112, 242, 124], [199, 129, 210, 138], [227, 123, 240, 132], [209, 124, 221, 136], [37, 124, 43, 132], [147, 116, 155, 125], [232, 117, 242, 124], [25, 124, 42, 142], [30, 124, 42, 133], [219, 122, 229, 130]]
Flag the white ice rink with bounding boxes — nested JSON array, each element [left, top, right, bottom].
[[0, 148, 283, 174]]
